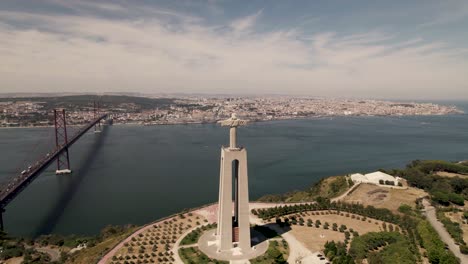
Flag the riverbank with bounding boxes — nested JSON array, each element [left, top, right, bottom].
[[1, 110, 466, 129]]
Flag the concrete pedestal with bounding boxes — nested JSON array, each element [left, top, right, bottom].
[[55, 169, 72, 175], [199, 229, 268, 261], [216, 147, 251, 253]]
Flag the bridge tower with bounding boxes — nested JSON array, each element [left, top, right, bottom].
[[54, 109, 72, 175], [94, 101, 102, 133], [0, 208, 4, 230]]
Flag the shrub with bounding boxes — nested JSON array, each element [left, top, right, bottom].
[[460, 245, 468, 255], [398, 204, 413, 214]]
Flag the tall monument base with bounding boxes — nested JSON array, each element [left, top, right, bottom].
[[216, 147, 251, 252], [198, 229, 268, 261]]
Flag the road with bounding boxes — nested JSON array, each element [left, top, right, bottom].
[[421, 199, 468, 263]]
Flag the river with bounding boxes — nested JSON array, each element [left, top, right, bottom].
[[1, 101, 467, 237]]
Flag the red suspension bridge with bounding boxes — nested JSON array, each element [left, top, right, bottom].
[[0, 103, 109, 230]]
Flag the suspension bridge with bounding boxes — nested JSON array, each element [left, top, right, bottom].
[[0, 103, 109, 230]]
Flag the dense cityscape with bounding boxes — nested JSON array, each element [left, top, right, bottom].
[[0, 95, 463, 127]]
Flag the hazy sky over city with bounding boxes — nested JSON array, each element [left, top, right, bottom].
[[0, 0, 467, 99]]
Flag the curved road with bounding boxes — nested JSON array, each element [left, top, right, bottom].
[[421, 199, 468, 263]]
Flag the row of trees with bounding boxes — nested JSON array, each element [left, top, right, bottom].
[[417, 220, 460, 264], [378, 179, 402, 186], [252, 199, 418, 232], [432, 191, 465, 206], [436, 209, 468, 254]]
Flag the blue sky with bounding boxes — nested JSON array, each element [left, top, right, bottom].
[[0, 0, 467, 99]]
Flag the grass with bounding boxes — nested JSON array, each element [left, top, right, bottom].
[[342, 183, 426, 212], [257, 175, 352, 202], [180, 223, 217, 246], [435, 171, 468, 179], [65, 227, 138, 264], [250, 240, 289, 264], [178, 247, 227, 264]]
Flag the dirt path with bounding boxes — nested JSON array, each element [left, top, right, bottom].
[[36, 247, 61, 262], [23, 245, 61, 262], [331, 182, 361, 202], [421, 199, 468, 263]]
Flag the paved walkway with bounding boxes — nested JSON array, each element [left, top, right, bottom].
[[421, 199, 468, 263], [198, 229, 268, 261], [249, 212, 314, 263], [172, 225, 202, 264], [230, 260, 250, 264]]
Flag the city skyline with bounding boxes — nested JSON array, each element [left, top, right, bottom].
[[0, 0, 467, 99]]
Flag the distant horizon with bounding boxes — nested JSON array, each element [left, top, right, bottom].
[[1, 92, 468, 103]]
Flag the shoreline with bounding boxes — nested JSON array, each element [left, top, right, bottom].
[[0, 112, 465, 130]]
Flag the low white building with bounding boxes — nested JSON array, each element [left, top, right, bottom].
[[350, 171, 400, 186]]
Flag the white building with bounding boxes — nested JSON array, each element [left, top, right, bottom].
[[350, 171, 400, 186]]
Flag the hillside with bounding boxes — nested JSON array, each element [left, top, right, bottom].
[[257, 175, 353, 202]]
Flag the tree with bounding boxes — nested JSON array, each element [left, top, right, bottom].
[[332, 223, 338, 231], [448, 193, 465, 206], [432, 191, 450, 205], [398, 204, 412, 214], [267, 246, 286, 263], [460, 245, 468, 255]]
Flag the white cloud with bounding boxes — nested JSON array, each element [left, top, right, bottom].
[[0, 5, 467, 99], [230, 10, 263, 33]]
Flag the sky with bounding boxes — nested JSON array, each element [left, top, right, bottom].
[[0, 0, 467, 100]]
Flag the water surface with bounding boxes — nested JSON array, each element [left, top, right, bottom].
[[1, 102, 468, 237]]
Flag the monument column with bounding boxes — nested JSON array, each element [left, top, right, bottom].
[[230, 127, 237, 149], [216, 113, 251, 252]]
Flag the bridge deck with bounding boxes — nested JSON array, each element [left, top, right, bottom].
[[0, 114, 107, 209]]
